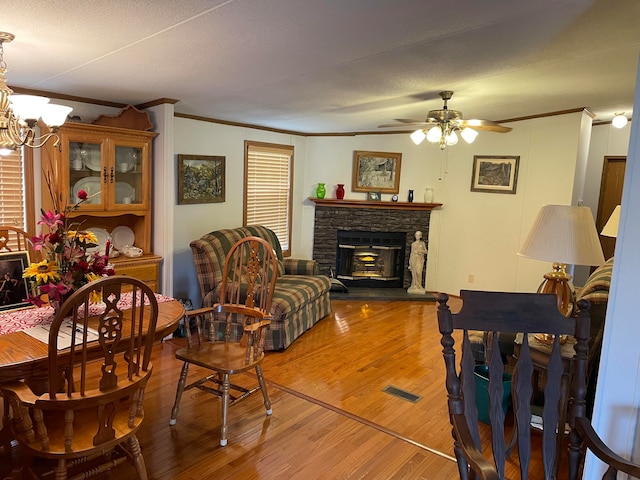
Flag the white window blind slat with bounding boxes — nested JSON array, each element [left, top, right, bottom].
[[244, 142, 293, 254], [0, 149, 26, 231]]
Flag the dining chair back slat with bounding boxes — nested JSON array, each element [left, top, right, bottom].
[[1, 275, 158, 480]]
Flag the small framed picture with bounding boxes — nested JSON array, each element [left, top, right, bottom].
[[471, 155, 520, 194], [0, 251, 32, 312], [367, 191, 381, 201], [177, 154, 226, 204]]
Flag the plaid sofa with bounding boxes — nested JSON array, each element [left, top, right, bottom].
[[576, 257, 613, 357], [190, 225, 332, 350]]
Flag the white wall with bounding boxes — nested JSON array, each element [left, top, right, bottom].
[[170, 111, 592, 304], [300, 112, 589, 297], [171, 118, 307, 306]]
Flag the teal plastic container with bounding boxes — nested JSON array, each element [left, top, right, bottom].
[[473, 365, 512, 424]]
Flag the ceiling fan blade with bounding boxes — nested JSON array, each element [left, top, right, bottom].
[[378, 119, 437, 129], [394, 118, 429, 124], [460, 119, 512, 133]]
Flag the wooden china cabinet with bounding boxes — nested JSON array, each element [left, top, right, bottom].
[[41, 121, 162, 291]]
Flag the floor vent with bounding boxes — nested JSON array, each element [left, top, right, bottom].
[[382, 385, 422, 403]]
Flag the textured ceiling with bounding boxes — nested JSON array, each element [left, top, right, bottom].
[[2, 0, 639, 133]]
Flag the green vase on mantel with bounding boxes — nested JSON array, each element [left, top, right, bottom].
[[316, 183, 326, 199]]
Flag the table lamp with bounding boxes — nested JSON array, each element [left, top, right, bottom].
[[600, 205, 621, 238], [518, 205, 605, 318]]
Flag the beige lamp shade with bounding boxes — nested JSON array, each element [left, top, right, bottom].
[[600, 205, 621, 238], [518, 205, 605, 266]]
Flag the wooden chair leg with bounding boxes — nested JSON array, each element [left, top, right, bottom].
[[55, 458, 67, 480], [169, 362, 189, 426], [1, 395, 13, 455], [220, 373, 230, 447], [128, 434, 148, 480], [255, 365, 272, 415]]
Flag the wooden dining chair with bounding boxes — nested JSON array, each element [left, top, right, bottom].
[[1, 275, 158, 480], [0, 226, 38, 452], [169, 236, 278, 446], [437, 290, 640, 480], [0, 225, 39, 262]]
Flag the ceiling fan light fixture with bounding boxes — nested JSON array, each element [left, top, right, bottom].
[[426, 125, 442, 143], [461, 127, 478, 144], [410, 128, 427, 145], [445, 130, 458, 146], [612, 113, 628, 129]]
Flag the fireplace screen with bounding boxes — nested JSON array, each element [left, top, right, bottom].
[[336, 231, 405, 288]]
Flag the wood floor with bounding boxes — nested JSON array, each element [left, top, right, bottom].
[[1, 297, 571, 479]]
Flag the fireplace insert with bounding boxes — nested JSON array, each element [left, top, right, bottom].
[[335, 230, 405, 288]]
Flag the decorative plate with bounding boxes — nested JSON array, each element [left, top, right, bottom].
[[72, 177, 102, 204], [111, 225, 135, 251], [83, 150, 101, 172], [115, 182, 134, 203]]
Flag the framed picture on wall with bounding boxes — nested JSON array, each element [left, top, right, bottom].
[[470, 155, 520, 194], [352, 151, 402, 194], [177, 154, 226, 204]]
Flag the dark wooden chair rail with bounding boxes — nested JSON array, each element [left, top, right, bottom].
[[437, 290, 640, 480]]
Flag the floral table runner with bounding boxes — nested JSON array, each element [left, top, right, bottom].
[[0, 292, 174, 335]]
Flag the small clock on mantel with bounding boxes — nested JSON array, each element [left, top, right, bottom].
[[391, 194, 399, 202]]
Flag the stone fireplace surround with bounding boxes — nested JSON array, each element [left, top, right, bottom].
[[311, 199, 442, 289]]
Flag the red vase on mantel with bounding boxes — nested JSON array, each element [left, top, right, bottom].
[[336, 184, 345, 199]]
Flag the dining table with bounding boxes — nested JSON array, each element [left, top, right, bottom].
[[0, 293, 185, 383]]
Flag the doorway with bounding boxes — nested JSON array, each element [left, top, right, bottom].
[[596, 156, 626, 260]]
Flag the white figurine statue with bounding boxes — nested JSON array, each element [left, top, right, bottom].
[[407, 230, 427, 294]]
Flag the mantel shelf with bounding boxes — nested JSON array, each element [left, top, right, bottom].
[[310, 198, 443, 211]]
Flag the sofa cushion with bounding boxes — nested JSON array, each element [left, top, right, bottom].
[[191, 229, 246, 300], [270, 275, 331, 318], [577, 257, 614, 305]]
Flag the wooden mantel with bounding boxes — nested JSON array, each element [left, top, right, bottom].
[[310, 198, 443, 210]]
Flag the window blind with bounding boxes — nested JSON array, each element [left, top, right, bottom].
[[0, 149, 25, 229], [244, 142, 293, 255]]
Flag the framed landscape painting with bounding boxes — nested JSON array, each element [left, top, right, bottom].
[[178, 154, 226, 204], [471, 155, 520, 194], [352, 151, 402, 194]]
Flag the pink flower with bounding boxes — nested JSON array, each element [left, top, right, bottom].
[[38, 211, 64, 228], [77, 189, 88, 200]]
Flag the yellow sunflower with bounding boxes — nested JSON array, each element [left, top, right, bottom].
[[86, 272, 103, 303], [67, 230, 98, 244], [23, 259, 61, 283]]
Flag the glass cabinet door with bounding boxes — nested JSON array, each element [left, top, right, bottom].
[[113, 146, 143, 207], [68, 141, 103, 206]]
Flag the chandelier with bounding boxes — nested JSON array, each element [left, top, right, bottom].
[[0, 32, 73, 156]]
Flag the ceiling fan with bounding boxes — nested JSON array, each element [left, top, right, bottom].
[[379, 91, 512, 150]]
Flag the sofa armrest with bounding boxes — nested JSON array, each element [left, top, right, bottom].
[[283, 258, 320, 275]]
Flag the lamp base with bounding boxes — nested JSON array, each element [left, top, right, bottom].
[[535, 262, 573, 344]]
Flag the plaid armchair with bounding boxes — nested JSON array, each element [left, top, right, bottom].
[[190, 225, 331, 350]]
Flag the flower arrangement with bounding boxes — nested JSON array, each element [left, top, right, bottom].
[[22, 173, 115, 308]]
